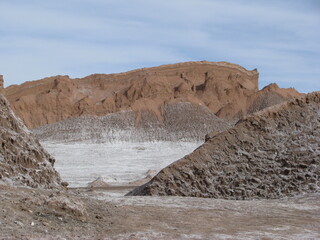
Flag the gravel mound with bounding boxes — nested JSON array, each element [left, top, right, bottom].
[[0, 94, 61, 188], [127, 92, 320, 199]]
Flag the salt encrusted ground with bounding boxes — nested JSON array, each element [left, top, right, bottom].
[[42, 141, 201, 187]]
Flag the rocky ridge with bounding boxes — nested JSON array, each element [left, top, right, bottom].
[[0, 79, 61, 188], [218, 82, 301, 119], [127, 92, 320, 199], [5, 61, 300, 130], [0, 75, 4, 91], [33, 102, 232, 142]]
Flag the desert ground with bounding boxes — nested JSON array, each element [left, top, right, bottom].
[[1, 141, 319, 240], [0, 184, 319, 240]]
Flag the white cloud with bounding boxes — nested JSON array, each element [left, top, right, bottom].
[[0, 0, 319, 92]]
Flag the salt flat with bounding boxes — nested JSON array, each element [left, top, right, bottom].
[[42, 141, 201, 187]]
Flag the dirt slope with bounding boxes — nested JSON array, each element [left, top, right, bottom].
[[32, 102, 232, 142], [5, 61, 264, 129], [0, 88, 61, 188], [127, 92, 320, 199]]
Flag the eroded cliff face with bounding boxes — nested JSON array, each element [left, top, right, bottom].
[[217, 83, 301, 119], [5, 61, 263, 129], [127, 92, 320, 199], [0, 91, 61, 188]]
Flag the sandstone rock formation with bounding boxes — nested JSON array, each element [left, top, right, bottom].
[[127, 92, 320, 199], [217, 83, 301, 119], [0, 90, 61, 188], [5, 61, 300, 130]]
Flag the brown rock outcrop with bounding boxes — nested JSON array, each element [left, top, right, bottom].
[[217, 83, 301, 119], [4, 61, 265, 129], [0, 75, 4, 94], [0, 92, 61, 188], [127, 92, 320, 199]]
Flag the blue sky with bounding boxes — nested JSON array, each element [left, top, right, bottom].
[[0, 0, 319, 92]]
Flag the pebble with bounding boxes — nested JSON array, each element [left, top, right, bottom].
[[14, 220, 24, 226]]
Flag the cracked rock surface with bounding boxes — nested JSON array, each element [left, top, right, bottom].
[[0, 94, 61, 188], [128, 92, 320, 199]]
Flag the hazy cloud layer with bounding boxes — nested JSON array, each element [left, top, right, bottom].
[[0, 0, 319, 92]]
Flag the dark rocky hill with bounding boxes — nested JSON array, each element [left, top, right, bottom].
[[0, 89, 61, 188], [127, 92, 320, 199]]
